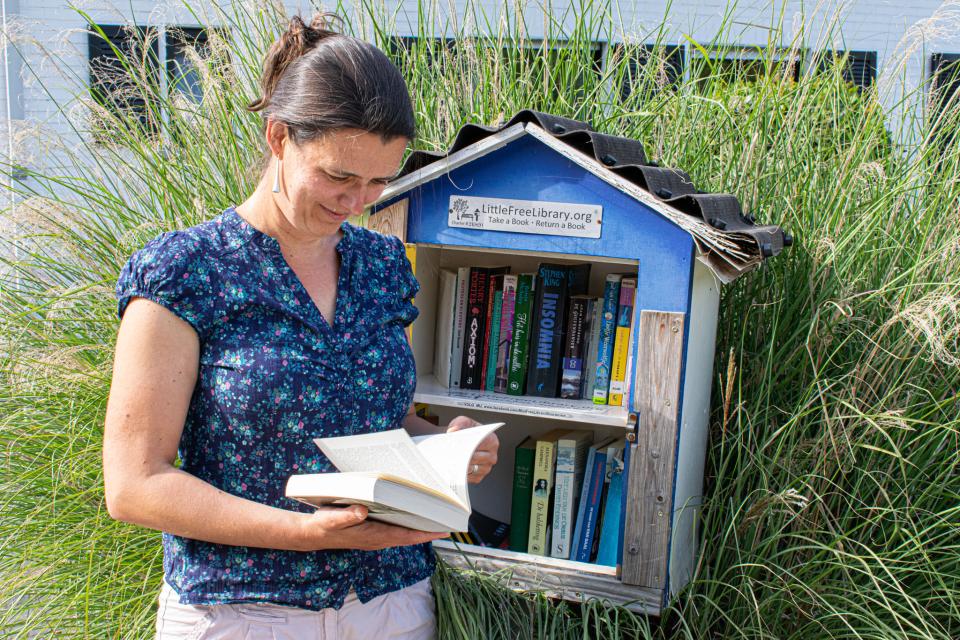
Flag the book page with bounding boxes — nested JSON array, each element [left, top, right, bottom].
[[314, 430, 452, 502], [411, 422, 503, 508]]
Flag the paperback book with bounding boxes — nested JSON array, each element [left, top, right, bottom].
[[285, 423, 504, 532]]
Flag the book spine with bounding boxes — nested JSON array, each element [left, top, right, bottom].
[[608, 278, 637, 407], [480, 275, 502, 388], [573, 449, 607, 562], [570, 445, 596, 560], [506, 274, 534, 396], [451, 267, 470, 389], [433, 270, 457, 388], [596, 449, 625, 567], [484, 290, 503, 391], [494, 275, 518, 393], [527, 437, 558, 556], [404, 244, 417, 343], [560, 296, 589, 399], [526, 264, 570, 398], [550, 440, 575, 558], [583, 299, 602, 400], [460, 268, 490, 389], [592, 274, 622, 404], [551, 435, 590, 558], [508, 439, 536, 552]]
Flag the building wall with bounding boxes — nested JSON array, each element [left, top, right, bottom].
[[1, 0, 958, 178]]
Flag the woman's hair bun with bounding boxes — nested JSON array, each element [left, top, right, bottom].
[[248, 13, 343, 113]]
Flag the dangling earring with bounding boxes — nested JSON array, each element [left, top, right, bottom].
[[272, 157, 282, 193]]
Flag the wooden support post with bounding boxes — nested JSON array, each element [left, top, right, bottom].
[[367, 198, 408, 241], [621, 310, 685, 589]]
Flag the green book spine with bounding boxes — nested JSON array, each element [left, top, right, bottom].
[[484, 291, 503, 391], [506, 274, 534, 396], [508, 437, 536, 552]]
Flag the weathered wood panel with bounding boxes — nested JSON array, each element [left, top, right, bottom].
[[367, 198, 408, 241], [622, 310, 685, 589], [433, 541, 661, 614]]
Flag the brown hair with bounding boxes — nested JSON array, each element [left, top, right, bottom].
[[247, 14, 415, 145]]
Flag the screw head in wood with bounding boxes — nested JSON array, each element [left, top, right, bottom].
[[629, 544, 639, 555], [651, 450, 660, 459]]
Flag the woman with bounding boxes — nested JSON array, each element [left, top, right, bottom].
[[103, 14, 499, 639]]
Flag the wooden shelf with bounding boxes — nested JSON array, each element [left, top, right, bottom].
[[414, 375, 632, 428], [432, 540, 660, 614]]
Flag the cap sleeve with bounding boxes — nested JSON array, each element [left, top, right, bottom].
[[389, 235, 420, 328], [116, 231, 217, 336]]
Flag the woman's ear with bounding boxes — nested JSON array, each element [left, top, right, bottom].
[[265, 119, 288, 160]]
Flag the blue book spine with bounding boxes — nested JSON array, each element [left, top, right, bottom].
[[572, 449, 607, 562], [592, 275, 622, 404], [596, 453, 625, 566]]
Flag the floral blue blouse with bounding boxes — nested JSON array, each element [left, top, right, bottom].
[[115, 206, 432, 611]]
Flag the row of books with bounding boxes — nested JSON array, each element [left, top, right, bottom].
[[509, 429, 629, 565], [433, 264, 638, 405]]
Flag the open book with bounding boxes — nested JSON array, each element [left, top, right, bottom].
[[285, 423, 504, 532]]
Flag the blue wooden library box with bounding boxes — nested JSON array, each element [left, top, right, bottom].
[[366, 111, 788, 612]]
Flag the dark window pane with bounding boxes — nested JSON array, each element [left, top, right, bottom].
[[618, 44, 684, 100], [816, 50, 877, 89], [166, 27, 211, 103], [88, 24, 159, 135]]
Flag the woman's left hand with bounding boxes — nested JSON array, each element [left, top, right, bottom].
[[446, 416, 499, 483]]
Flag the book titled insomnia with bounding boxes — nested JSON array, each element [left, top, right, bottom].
[[526, 264, 591, 398]]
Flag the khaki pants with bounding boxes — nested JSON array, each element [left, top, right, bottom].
[[156, 579, 436, 640]]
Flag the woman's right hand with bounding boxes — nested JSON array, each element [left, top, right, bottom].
[[294, 505, 448, 551]]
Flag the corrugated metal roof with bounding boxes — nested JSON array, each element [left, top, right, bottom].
[[395, 110, 790, 282]]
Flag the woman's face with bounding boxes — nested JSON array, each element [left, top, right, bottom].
[[271, 125, 408, 239]]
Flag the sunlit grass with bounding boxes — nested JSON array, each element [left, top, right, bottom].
[[1, 0, 958, 638]]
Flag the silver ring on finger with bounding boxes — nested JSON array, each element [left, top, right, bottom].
[[470, 463, 479, 475]]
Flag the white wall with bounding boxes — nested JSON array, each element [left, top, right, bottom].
[[1, 0, 958, 180]]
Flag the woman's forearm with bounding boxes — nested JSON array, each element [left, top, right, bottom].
[[107, 464, 310, 550]]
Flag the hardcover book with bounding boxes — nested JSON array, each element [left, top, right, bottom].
[[608, 277, 637, 407], [508, 436, 536, 552], [592, 274, 622, 404], [550, 430, 594, 558], [460, 266, 508, 389], [560, 295, 591, 399], [494, 274, 518, 393], [285, 423, 504, 532], [527, 429, 568, 555], [506, 273, 535, 396]]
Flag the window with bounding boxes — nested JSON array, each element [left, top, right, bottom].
[[816, 50, 877, 89], [87, 24, 159, 133], [691, 46, 800, 88], [615, 43, 685, 100], [930, 54, 960, 118], [166, 27, 211, 103], [88, 23, 217, 137]]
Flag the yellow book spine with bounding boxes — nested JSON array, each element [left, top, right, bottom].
[[608, 325, 631, 406], [404, 243, 417, 342]]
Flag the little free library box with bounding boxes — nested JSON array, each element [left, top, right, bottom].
[[365, 111, 788, 613]]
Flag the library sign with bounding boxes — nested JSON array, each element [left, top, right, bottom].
[[448, 196, 603, 239]]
